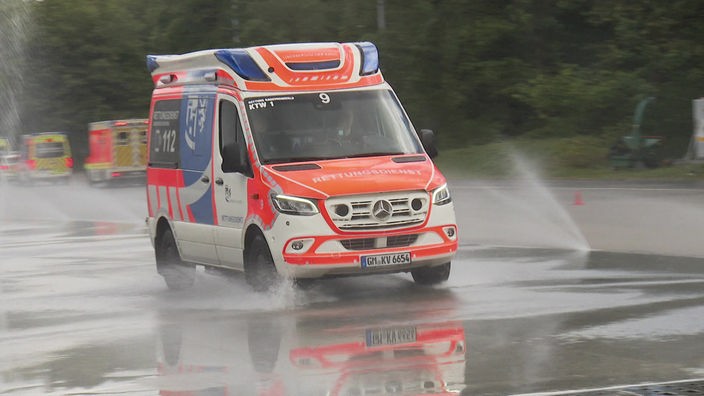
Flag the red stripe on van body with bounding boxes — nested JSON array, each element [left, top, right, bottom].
[[147, 168, 186, 220]]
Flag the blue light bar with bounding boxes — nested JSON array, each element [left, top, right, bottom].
[[215, 49, 270, 81], [354, 42, 379, 76], [146, 55, 159, 73]]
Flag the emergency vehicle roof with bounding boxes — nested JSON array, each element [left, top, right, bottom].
[[26, 132, 68, 137], [146, 42, 384, 92], [88, 119, 148, 129]]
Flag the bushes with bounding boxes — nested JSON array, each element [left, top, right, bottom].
[[550, 136, 610, 169]]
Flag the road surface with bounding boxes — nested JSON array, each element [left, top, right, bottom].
[[1, 178, 704, 395]]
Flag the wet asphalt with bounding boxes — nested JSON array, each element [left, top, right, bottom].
[[1, 177, 704, 395]]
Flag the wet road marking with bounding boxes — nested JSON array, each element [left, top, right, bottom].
[[509, 377, 704, 395]]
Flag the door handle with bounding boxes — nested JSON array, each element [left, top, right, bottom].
[[200, 176, 210, 183], [215, 178, 224, 185]]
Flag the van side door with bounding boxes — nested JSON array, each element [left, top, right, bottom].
[[147, 95, 219, 265], [213, 96, 250, 269]]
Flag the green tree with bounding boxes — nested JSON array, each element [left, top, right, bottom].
[[22, 0, 151, 163], [0, 0, 31, 143], [10, 0, 704, 159]]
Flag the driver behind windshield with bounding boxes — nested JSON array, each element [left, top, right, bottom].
[[247, 91, 421, 165]]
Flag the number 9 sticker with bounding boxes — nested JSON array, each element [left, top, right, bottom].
[[319, 93, 330, 104]]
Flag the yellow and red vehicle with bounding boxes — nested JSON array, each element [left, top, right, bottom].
[[16, 132, 73, 184], [84, 119, 148, 185]]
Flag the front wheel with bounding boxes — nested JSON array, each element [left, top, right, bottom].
[[244, 234, 282, 292], [411, 262, 451, 286], [156, 228, 196, 290]]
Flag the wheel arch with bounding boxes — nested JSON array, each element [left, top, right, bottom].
[[244, 224, 265, 254], [154, 216, 173, 252]]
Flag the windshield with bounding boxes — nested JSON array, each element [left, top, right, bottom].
[[245, 89, 423, 164], [35, 141, 66, 158]]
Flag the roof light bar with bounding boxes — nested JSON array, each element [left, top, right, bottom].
[[355, 42, 379, 76], [214, 49, 270, 82]]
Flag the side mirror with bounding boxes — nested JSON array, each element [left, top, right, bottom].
[[419, 129, 438, 159], [222, 143, 247, 174]]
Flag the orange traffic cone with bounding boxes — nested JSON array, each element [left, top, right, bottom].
[[573, 191, 584, 206]]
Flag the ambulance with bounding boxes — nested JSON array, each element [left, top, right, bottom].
[[84, 119, 148, 186], [0, 137, 19, 182], [0, 136, 10, 153], [16, 132, 73, 184], [145, 42, 458, 291]]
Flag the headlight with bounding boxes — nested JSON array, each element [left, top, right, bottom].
[[432, 184, 452, 205], [270, 193, 319, 216]]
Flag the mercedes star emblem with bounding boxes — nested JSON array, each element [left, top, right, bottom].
[[372, 199, 393, 221]]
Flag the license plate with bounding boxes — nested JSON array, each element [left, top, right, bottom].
[[361, 252, 411, 268], [366, 326, 417, 347]]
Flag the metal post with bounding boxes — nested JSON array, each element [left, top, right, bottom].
[[632, 96, 655, 147], [377, 0, 386, 30]]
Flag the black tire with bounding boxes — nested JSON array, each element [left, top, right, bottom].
[[156, 228, 195, 290], [411, 262, 451, 286], [244, 234, 281, 292]]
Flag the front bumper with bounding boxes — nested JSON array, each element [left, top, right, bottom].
[[280, 226, 457, 278], [27, 170, 71, 180], [266, 203, 458, 279]]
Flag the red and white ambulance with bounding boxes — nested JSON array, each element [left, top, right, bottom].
[[84, 119, 148, 186], [145, 42, 458, 290]]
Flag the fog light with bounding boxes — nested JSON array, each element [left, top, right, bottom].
[[286, 238, 314, 254], [334, 204, 349, 217], [444, 226, 456, 238]]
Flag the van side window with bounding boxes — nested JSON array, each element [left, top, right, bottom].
[[149, 99, 180, 168], [219, 100, 251, 176]]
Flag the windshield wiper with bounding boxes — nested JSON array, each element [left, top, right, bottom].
[[264, 156, 338, 164], [265, 152, 407, 164], [345, 152, 406, 158]]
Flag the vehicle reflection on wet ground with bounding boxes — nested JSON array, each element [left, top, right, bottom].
[[156, 289, 467, 395]]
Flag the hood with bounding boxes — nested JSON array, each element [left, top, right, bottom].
[[261, 155, 444, 198]]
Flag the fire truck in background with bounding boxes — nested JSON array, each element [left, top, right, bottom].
[[84, 119, 148, 186]]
